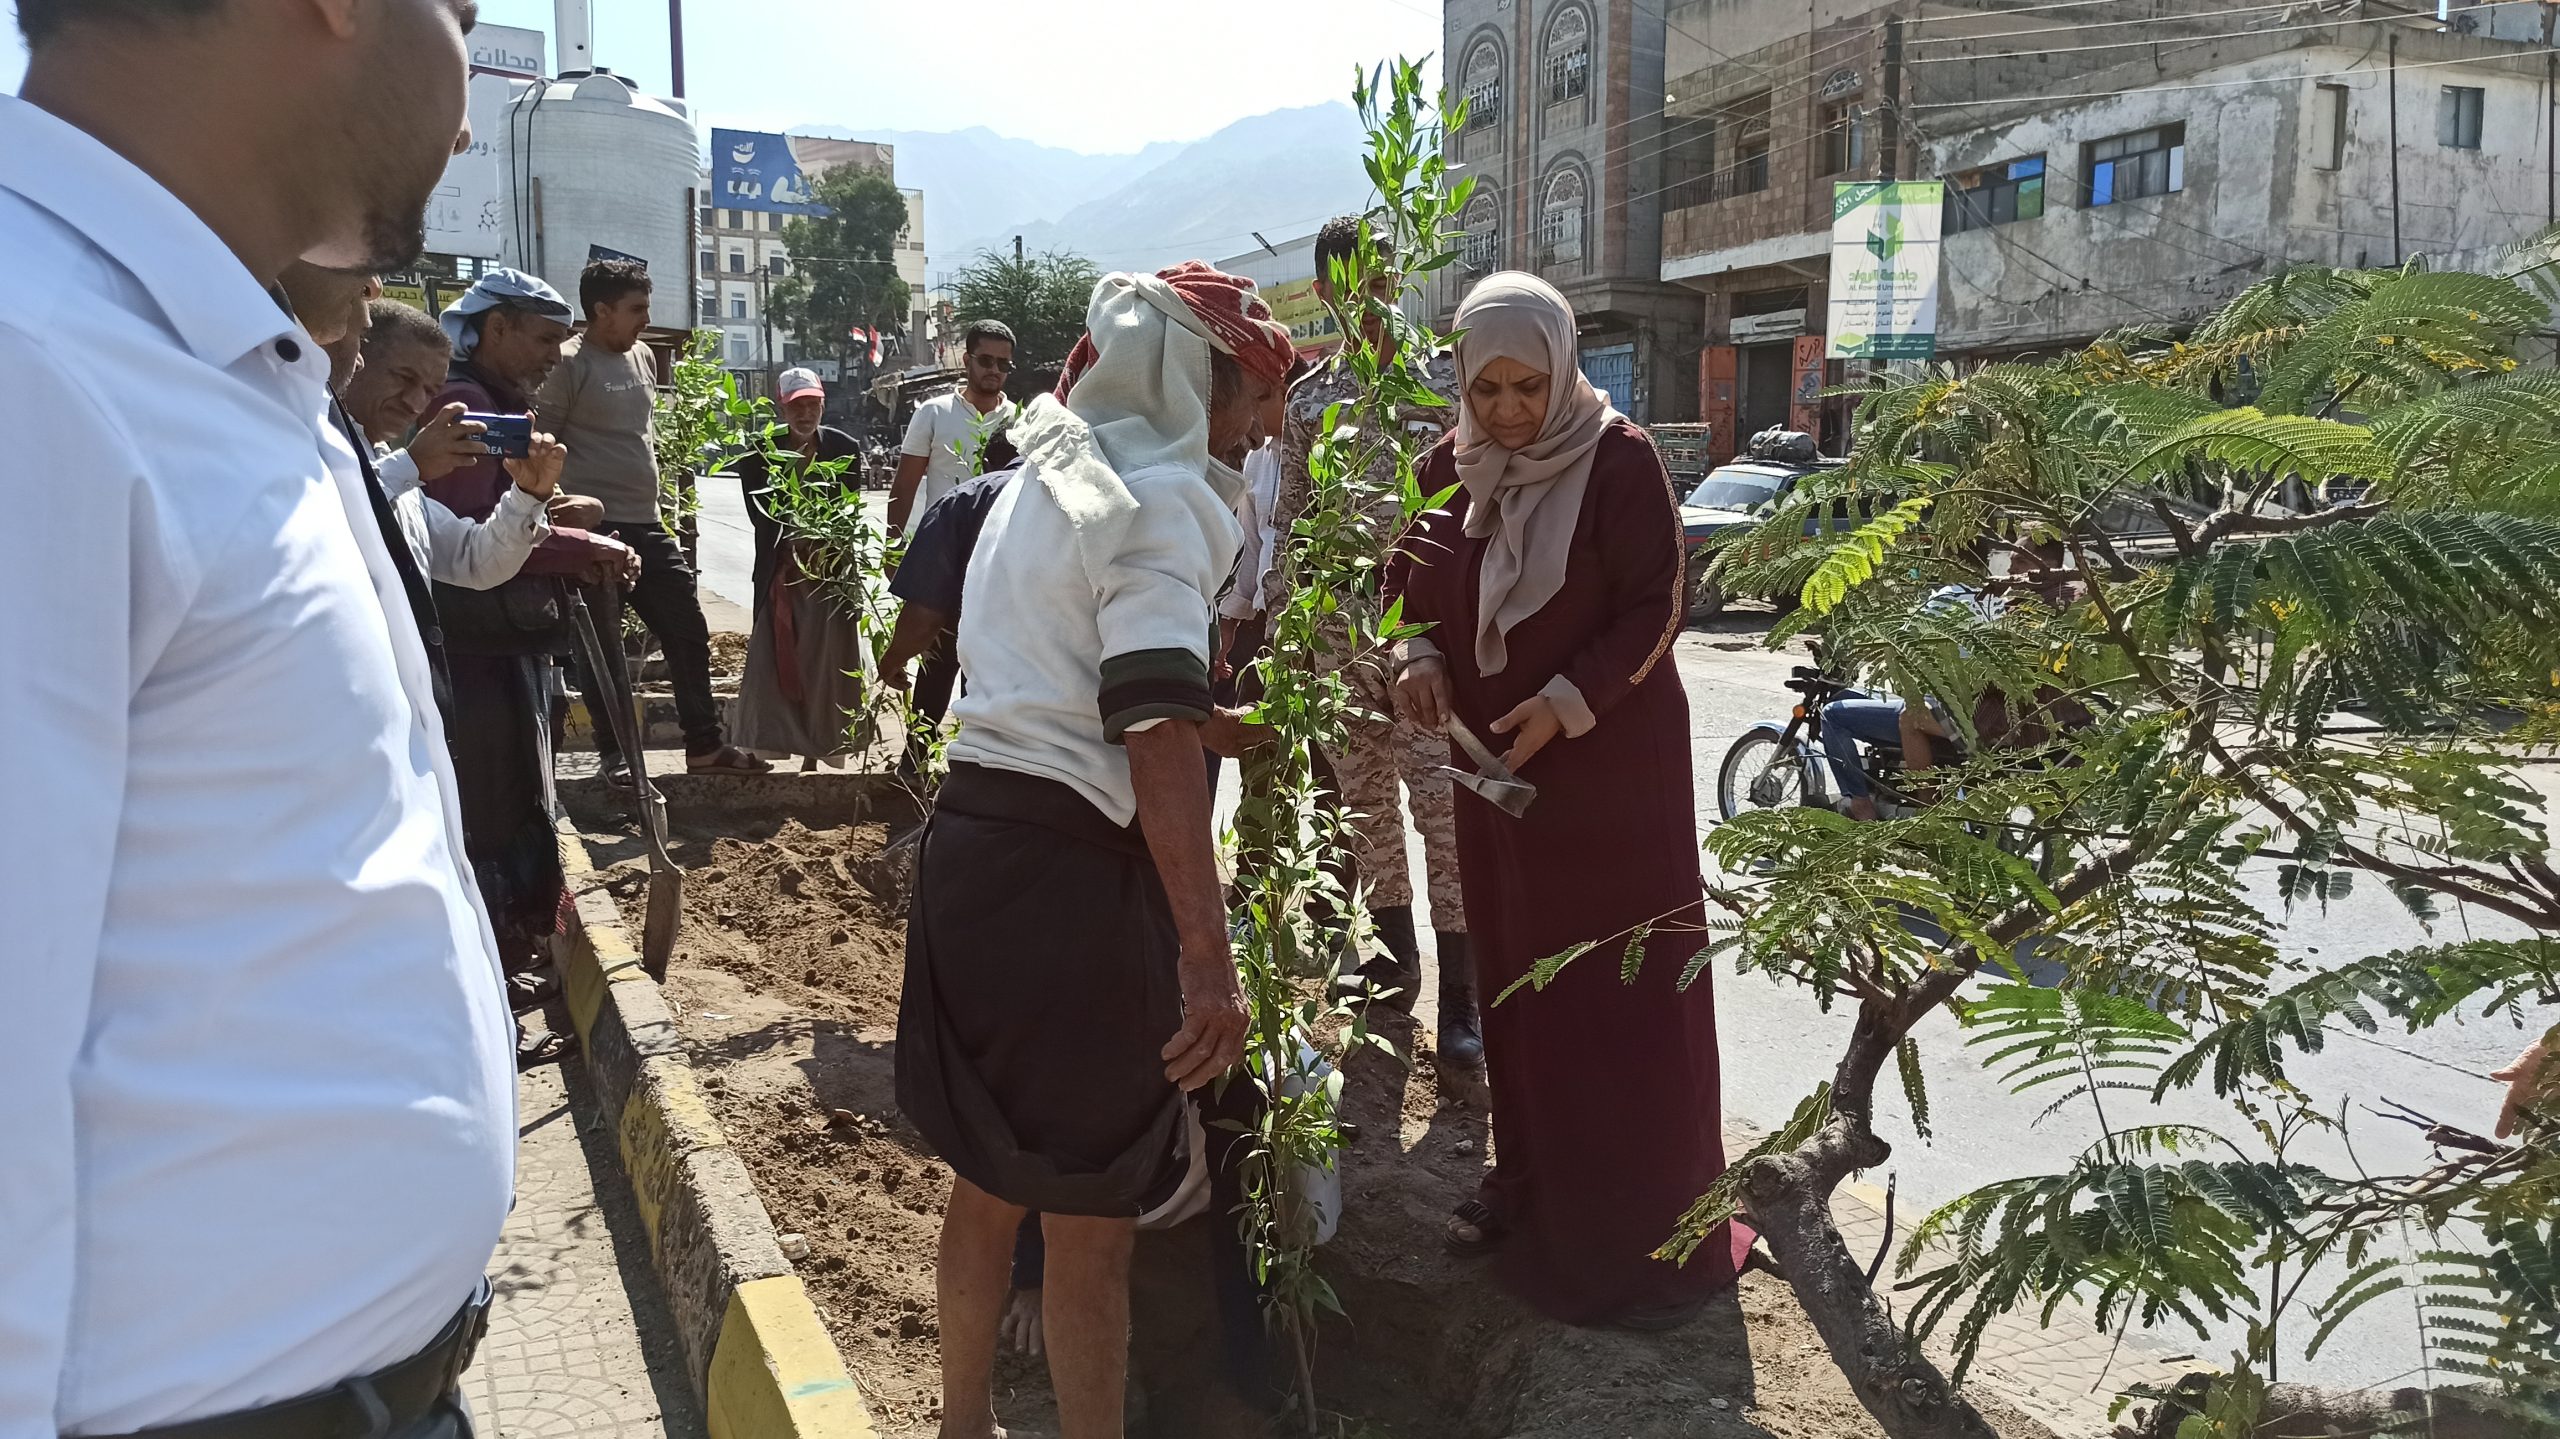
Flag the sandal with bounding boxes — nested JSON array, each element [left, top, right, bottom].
[[1444, 1197, 1508, 1258], [686, 745, 773, 776], [516, 1027, 578, 1071]]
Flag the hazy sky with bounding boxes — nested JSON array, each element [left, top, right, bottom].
[[2, 1, 1445, 154]]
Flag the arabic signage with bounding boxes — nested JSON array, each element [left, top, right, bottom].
[[1825, 181, 1943, 361], [425, 23, 543, 260], [1262, 277, 1342, 352], [711, 129, 829, 216]]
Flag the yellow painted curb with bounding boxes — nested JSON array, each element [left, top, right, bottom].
[[707, 1277, 879, 1439], [553, 824, 879, 1436]]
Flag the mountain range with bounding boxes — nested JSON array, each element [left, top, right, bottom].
[[795, 102, 1375, 278]]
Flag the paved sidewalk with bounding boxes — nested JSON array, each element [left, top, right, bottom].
[[460, 1059, 708, 1438]]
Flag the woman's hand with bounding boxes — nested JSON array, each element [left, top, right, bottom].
[[1490, 694, 1564, 773], [1395, 655, 1453, 733]]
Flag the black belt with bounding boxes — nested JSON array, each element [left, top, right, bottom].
[[86, 1282, 492, 1439]]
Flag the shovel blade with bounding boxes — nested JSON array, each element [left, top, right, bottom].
[[643, 872, 681, 981], [1440, 765, 1536, 819]]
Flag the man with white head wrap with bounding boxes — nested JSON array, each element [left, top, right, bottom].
[[896, 262, 1294, 1439]]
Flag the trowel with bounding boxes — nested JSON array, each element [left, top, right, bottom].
[[570, 591, 682, 980], [1441, 716, 1538, 818]]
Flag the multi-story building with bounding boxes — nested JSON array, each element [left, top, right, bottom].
[[695, 193, 797, 376], [693, 136, 933, 388], [1439, 0, 1703, 422], [1658, 0, 2556, 456]]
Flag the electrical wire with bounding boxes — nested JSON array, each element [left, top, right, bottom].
[[1911, 10, 2452, 64], [1908, 0, 2417, 47], [1911, 46, 2503, 106], [1905, 0, 2253, 25]]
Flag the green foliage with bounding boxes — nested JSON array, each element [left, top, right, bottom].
[[1802, 496, 1931, 615], [2165, 939, 2560, 1097], [2419, 1217, 2560, 1426], [1223, 59, 1469, 1424], [652, 329, 760, 529], [768, 166, 914, 377], [946, 249, 1103, 394], [1702, 262, 2560, 1434]]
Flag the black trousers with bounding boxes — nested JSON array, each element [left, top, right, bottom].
[[581, 521, 724, 763]]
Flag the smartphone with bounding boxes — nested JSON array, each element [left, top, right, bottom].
[[465, 412, 533, 459]]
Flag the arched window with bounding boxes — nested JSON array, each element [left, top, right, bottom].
[[1463, 191, 1502, 272], [1539, 168, 1586, 270], [1462, 39, 1504, 133], [1544, 8, 1591, 108]]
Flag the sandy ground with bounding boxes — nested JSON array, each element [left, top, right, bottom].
[[579, 804, 2056, 1439]]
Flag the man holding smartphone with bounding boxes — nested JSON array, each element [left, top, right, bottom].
[[429, 269, 637, 1046]]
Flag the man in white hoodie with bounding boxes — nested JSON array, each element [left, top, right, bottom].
[[896, 262, 1294, 1439]]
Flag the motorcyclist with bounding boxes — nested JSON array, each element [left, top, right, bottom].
[[1822, 537, 2082, 820]]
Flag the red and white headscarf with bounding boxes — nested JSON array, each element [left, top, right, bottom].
[[1055, 259, 1295, 400]]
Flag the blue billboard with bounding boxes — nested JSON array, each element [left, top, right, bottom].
[[711, 129, 829, 216]]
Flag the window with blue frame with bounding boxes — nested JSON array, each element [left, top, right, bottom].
[[2084, 124, 2185, 205], [1944, 155, 2046, 233]]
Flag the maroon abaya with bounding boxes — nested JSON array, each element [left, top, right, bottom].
[[1396, 419, 1742, 1325]]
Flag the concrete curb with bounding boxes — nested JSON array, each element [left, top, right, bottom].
[[557, 828, 880, 1439]]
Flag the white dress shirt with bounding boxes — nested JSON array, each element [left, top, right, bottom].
[[376, 444, 550, 589], [1221, 440, 1284, 622], [0, 97, 515, 1437]]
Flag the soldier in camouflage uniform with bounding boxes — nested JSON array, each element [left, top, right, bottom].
[[1266, 215, 1481, 1070]]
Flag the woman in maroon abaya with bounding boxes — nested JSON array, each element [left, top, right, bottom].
[[1391, 271, 1742, 1328]]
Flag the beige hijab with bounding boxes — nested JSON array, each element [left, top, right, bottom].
[[1452, 272, 1621, 677]]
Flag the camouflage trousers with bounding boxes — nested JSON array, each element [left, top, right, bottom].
[[1325, 706, 1466, 932]]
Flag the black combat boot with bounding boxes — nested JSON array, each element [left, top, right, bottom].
[[1332, 904, 1420, 1013], [1435, 930, 1484, 1071]]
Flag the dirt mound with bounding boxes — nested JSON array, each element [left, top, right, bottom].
[[587, 811, 2053, 1439]]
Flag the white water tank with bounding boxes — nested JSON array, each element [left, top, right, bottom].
[[497, 69, 695, 330]]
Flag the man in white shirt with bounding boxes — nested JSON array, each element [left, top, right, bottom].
[[1, 4, 513, 1437], [890, 318, 1017, 534], [897, 264, 1288, 1439]]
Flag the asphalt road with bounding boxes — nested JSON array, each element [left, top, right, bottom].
[[690, 497, 2533, 1394]]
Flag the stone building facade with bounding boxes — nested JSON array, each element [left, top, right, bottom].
[[1658, 0, 2557, 456], [1440, 0, 1704, 422]]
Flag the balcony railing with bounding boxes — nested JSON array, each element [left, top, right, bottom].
[[1662, 156, 1771, 212]]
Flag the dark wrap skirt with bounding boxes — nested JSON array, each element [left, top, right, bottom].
[[895, 763, 1191, 1216]]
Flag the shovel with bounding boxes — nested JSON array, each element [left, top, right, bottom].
[[569, 591, 681, 980], [1440, 715, 1538, 818]]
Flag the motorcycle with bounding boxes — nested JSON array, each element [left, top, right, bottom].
[[1717, 666, 2058, 875]]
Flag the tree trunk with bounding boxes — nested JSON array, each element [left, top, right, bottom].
[[2115, 1379, 2514, 1438], [1741, 1001, 2006, 1439]]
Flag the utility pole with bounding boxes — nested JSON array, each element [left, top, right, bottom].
[[1014, 234, 1024, 264], [668, 0, 687, 97], [1879, 14, 1903, 183], [2388, 32, 2404, 266]]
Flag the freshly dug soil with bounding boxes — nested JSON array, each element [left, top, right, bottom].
[[580, 807, 2054, 1439]]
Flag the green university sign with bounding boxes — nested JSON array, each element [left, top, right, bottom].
[[1826, 181, 1944, 362]]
